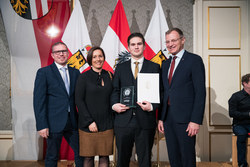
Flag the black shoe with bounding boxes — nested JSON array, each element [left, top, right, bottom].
[[239, 163, 249, 167]]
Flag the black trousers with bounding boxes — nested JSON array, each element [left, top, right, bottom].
[[45, 114, 83, 167], [114, 117, 155, 167], [233, 124, 250, 166]]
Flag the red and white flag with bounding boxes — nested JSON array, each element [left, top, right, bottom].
[[59, 0, 92, 160], [144, 0, 169, 120], [144, 0, 169, 65], [100, 0, 131, 72], [62, 0, 92, 73], [0, 0, 70, 160]]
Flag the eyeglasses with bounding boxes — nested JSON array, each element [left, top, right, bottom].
[[165, 37, 182, 45], [52, 50, 68, 55]]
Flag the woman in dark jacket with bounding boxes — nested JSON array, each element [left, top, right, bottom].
[[75, 46, 113, 167]]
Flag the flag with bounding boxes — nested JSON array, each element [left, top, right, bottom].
[[100, 0, 131, 72], [144, 0, 169, 120], [59, 0, 92, 160], [144, 0, 169, 67], [62, 0, 92, 73], [0, 0, 70, 160]]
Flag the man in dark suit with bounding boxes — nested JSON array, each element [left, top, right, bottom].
[[33, 42, 83, 167], [158, 28, 206, 167], [111, 32, 160, 167], [229, 73, 250, 167]]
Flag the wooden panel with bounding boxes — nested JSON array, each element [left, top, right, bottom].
[[208, 7, 240, 49], [0, 131, 13, 160], [210, 133, 232, 161], [232, 135, 250, 167], [232, 135, 237, 167], [209, 55, 241, 125]]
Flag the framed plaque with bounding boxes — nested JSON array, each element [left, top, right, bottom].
[[120, 86, 135, 107]]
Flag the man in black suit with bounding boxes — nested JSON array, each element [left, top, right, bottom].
[[229, 73, 250, 167], [111, 32, 160, 167], [33, 42, 83, 167], [158, 28, 206, 167]]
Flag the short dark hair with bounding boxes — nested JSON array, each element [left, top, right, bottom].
[[127, 32, 145, 46], [87, 46, 106, 66], [165, 28, 184, 38], [51, 42, 68, 52], [242, 73, 250, 86]]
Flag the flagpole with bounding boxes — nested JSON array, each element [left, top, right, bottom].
[[71, 0, 75, 13]]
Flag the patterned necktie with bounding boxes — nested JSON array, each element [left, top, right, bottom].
[[134, 61, 139, 79], [168, 56, 177, 84], [61, 67, 70, 94]]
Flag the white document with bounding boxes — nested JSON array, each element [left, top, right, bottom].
[[137, 73, 160, 103]]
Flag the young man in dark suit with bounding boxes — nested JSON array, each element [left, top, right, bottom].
[[111, 32, 160, 167], [158, 28, 206, 167], [33, 42, 83, 167]]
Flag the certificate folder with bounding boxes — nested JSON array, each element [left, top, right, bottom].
[[137, 73, 160, 103]]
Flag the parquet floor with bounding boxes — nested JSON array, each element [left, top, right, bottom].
[[0, 160, 233, 167]]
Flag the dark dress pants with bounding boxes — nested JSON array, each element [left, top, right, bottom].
[[233, 124, 250, 166], [45, 114, 83, 167], [163, 106, 196, 167], [114, 117, 155, 167]]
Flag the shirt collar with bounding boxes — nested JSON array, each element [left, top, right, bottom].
[[54, 62, 68, 70], [90, 67, 104, 76], [172, 49, 185, 59], [131, 57, 144, 64], [242, 89, 250, 96]]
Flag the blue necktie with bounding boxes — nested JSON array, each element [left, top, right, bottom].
[[61, 67, 70, 95]]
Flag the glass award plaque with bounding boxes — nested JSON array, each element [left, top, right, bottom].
[[120, 86, 135, 108]]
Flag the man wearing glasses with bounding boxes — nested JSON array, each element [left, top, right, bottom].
[[33, 42, 83, 167], [158, 28, 206, 167]]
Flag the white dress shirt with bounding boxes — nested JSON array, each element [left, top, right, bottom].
[[131, 57, 144, 77], [54, 62, 70, 86], [168, 49, 185, 78]]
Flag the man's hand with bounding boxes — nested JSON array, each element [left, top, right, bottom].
[[137, 101, 152, 111], [186, 122, 200, 137], [112, 103, 130, 113], [89, 122, 98, 132], [38, 128, 49, 138], [158, 120, 164, 134]]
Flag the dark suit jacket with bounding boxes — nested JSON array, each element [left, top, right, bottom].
[[33, 63, 80, 133], [160, 51, 206, 124], [111, 59, 160, 129]]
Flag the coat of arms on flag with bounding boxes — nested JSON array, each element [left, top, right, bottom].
[[114, 51, 131, 68], [150, 50, 167, 67], [10, 0, 52, 20], [67, 45, 91, 70], [62, 0, 92, 73], [144, 0, 170, 68]]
